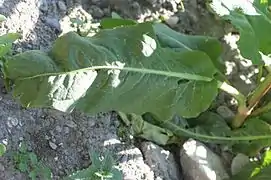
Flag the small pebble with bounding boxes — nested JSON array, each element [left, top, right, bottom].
[[91, 6, 104, 18], [231, 153, 250, 175], [45, 135, 50, 140], [49, 141, 58, 150], [216, 105, 235, 120], [55, 125, 62, 133], [44, 17, 61, 32], [63, 127, 70, 134], [7, 117, 19, 128], [57, 1, 67, 12], [39, 1, 48, 12], [0, 163, 5, 171], [65, 120, 77, 128], [165, 16, 179, 27]]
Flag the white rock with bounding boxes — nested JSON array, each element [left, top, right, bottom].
[[165, 16, 179, 27], [141, 142, 180, 180], [49, 141, 58, 150], [180, 139, 229, 180], [231, 153, 250, 175], [118, 147, 154, 180], [7, 117, 19, 128]]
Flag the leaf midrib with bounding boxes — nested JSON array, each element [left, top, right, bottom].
[[16, 65, 213, 81]]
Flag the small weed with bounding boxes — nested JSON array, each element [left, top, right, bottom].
[[0, 143, 6, 157], [65, 150, 122, 180], [13, 142, 52, 180]]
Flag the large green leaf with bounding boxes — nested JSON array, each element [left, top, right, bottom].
[[143, 112, 271, 155], [101, 18, 224, 73], [208, 0, 271, 64], [153, 23, 225, 72], [3, 22, 218, 119]]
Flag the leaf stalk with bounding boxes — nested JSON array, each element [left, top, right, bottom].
[[231, 73, 271, 128]]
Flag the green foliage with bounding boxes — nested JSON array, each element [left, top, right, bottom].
[[13, 142, 52, 180], [4, 12, 271, 155], [208, 0, 271, 65], [65, 151, 122, 180], [3, 2, 271, 179], [231, 150, 271, 179], [0, 14, 20, 58], [117, 112, 181, 145], [0, 143, 6, 157], [2, 21, 219, 120]]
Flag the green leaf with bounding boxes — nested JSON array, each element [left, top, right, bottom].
[[110, 168, 123, 180], [39, 164, 52, 180], [118, 112, 178, 145], [29, 152, 38, 165], [143, 112, 271, 155], [153, 23, 224, 72], [0, 33, 20, 44], [111, 12, 122, 19], [0, 43, 12, 57], [29, 170, 37, 180], [232, 118, 271, 156], [208, 0, 271, 64], [101, 151, 114, 173], [3, 22, 218, 120], [0, 14, 6, 22], [100, 18, 137, 29], [18, 162, 28, 172], [231, 150, 271, 180], [0, 143, 6, 156], [64, 167, 97, 180]]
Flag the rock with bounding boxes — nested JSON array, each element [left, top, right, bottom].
[[216, 105, 235, 121], [141, 142, 180, 180], [39, 0, 48, 12], [146, 0, 157, 4], [44, 17, 61, 32], [7, 117, 19, 128], [0, 163, 4, 171], [180, 139, 229, 180], [63, 127, 70, 134], [118, 147, 154, 180], [55, 125, 62, 133], [49, 141, 58, 150], [91, 6, 104, 18], [231, 153, 250, 175], [131, 1, 142, 18], [65, 120, 77, 128], [57, 1, 67, 12], [165, 16, 179, 27]]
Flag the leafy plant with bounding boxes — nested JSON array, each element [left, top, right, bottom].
[[0, 143, 6, 157], [0, 14, 20, 59], [13, 142, 52, 180], [2, 0, 271, 179], [230, 149, 271, 179], [65, 151, 122, 180]]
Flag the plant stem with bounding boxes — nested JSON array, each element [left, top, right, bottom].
[[232, 73, 271, 128], [251, 101, 271, 116], [247, 73, 271, 110], [217, 81, 246, 107]]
